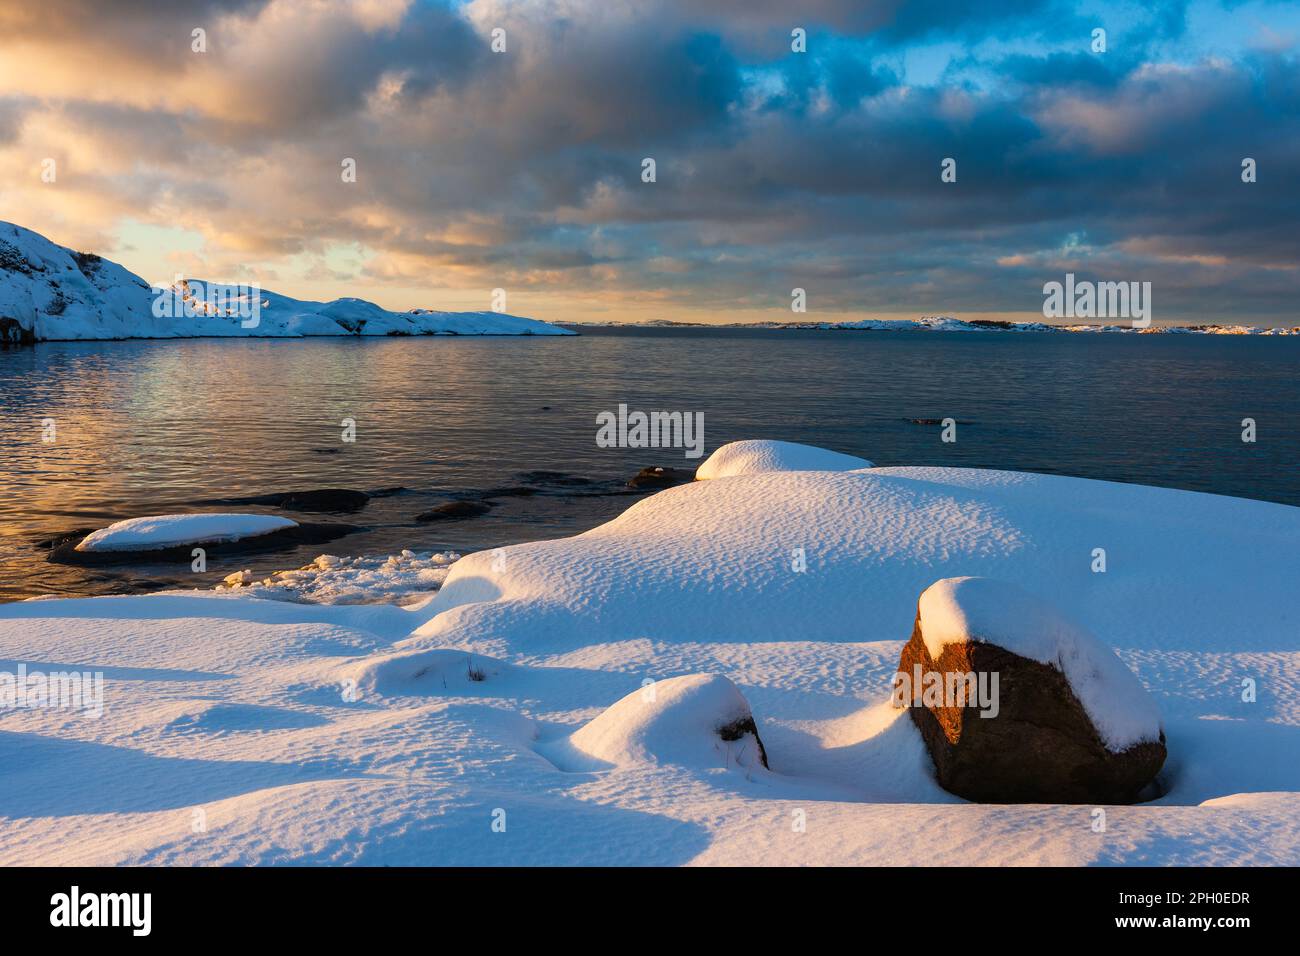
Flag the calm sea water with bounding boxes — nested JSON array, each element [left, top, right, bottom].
[[1, 328, 1297, 601]]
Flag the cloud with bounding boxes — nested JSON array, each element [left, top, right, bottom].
[[0, 0, 1296, 324]]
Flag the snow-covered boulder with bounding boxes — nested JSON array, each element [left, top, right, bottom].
[[548, 674, 768, 772], [695, 439, 873, 479], [896, 576, 1166, 804], [0, 221, 571, 341]]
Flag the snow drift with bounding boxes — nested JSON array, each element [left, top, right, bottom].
[[0, 221, 570, 342]]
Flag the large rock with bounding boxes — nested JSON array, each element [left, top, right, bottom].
[[895, 576, 1166, 804]]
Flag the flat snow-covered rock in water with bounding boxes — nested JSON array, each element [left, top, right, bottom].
[[696, 439, 872, 479], [554, 674, 768, 772], [917, 576, 1161, 751], [76, 514, 299, 552]]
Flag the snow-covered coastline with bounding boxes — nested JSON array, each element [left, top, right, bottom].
[[566, 316, 1300, 334], [0, 222, 571, 342], [1, 440, 1297, 865]]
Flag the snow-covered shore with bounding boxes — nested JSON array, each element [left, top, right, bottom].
[[568, 316, 1300, 334], [0, 221, 570, 342], [1, 441, 1297, 865]]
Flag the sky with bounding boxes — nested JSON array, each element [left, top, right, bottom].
[[0, 0, 1297, 326]]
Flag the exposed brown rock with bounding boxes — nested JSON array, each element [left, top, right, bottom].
[[897, 611, 1166, 804]]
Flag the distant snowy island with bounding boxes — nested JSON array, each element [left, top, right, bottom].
[[0, 221, 571, 343], [568, 316, 1300, 335]]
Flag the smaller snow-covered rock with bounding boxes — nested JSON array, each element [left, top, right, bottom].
[[896, 576, 1166, 804], [75, 514, 299, 552], [347, 647, 509, 697], [556, 674, 768, 772], [695, 439, 873, 479]]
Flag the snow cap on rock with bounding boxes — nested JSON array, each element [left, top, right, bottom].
[[918, 576, 1162, 751]]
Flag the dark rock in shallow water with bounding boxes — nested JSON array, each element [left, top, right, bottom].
[[271, 489, 371, 512], [480, 486, 538, 499], [896, 603, 1166, 805], [46, 521, 360, 566], [208, 489, 371, 513], [514, 470, 598, 487], [415, 500, 493, 521], [626, 466, 696, 491], [34, 528, 97, 552]]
